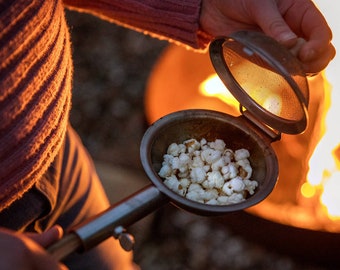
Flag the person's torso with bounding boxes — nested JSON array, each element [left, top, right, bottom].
[[0, 0, 73, 210]]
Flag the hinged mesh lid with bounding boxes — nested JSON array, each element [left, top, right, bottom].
[[209, 31, 309, 134]]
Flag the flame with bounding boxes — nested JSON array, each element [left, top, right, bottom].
[[199, 74, 284, 116], [321, 172, 340, 219], [198, 74, 238, 109], [302, 0, 340, 221], [300, 182, 316, 198], [305, 82, 340, 218], [200, 1, 340, 225], [200, 71, 340, 224], [145, 0, 339, 231]]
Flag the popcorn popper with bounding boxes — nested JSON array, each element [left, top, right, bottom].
[[48, 31, 310, 261]]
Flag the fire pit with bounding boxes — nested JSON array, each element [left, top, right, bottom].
[[145, 42, 340, 266]]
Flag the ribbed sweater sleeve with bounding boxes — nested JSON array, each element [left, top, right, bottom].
[[0, 0, 72, 210], [0, 0, 210, 211], [63, 0, 211, 50]]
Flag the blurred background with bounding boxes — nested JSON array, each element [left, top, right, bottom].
[[65, 9, 337, 270]]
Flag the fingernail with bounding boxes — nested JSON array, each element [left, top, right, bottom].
[[278, 32, 297, 44]]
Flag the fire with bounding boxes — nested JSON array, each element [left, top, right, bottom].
[[199, 69, 340, 227], [145, 0, 339, 231], [198, 0, 340, 227], [198, 74, 238, 109], [199, 74, 283, 115], [302, 73, 340, 221], [321, 172, 340, 219], [305, 74, 340, 219], [303, 0, 340, 221]]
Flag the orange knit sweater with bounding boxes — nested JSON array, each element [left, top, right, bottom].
[[0, 0, 208, 211]]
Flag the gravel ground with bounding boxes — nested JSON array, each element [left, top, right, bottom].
[[66, 9, 167, 170], [65, 9, 336, 270]]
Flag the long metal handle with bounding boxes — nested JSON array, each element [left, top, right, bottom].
[[48, 184, 167, 261]]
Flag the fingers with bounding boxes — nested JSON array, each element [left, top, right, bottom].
[[26, 225, 64, 248], [26, 241, 68, 270], [281, 0, 335, 72], [299, 24, 334, 61], [249, 0, 297, 44], [0, 227, 68, 270], [250, 0, 335, 73], [301, 43, 336, 74], [26, 240, 69, 270], [23, 226, 68, 269]]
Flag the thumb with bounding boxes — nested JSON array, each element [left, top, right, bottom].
[[251, 1, 297, 47], [26, 225, 64, 248]]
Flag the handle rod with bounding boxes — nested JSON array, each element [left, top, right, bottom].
[[48, 184, 167, 261]]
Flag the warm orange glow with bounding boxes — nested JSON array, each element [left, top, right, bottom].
[[302, 72, 340, 220], [199, 74, 284, 115], [199, 1, 340, 221], [321, 172, 340, 220], [201, 69, 340, 225], [300, 182, 316, 198], [198, 74, 239, 109], [303, 0, 340, 221], [145, 0, 339, 230]]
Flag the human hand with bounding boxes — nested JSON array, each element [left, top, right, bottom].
[[200, 0, 335, 74], [0, 225, 67, 270]]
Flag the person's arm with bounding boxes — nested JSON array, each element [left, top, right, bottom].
[[63, 0, 209, 49], [63, 0, 335, 73]]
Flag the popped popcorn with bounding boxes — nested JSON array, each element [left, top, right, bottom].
[[159, 138, 259, 205]]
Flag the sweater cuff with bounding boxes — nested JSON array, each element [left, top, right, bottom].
[[64, 0, 212, 50]]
